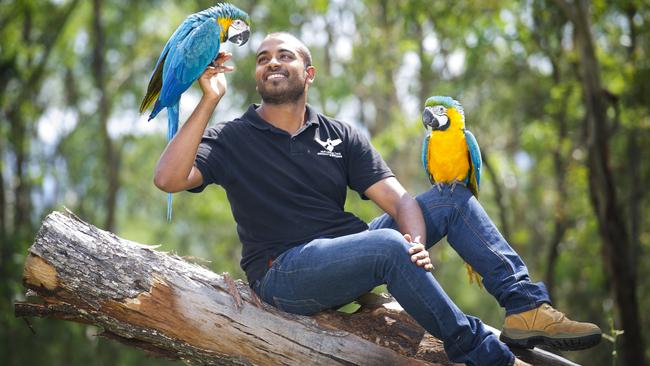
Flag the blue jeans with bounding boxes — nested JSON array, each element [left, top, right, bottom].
[[252, 184, 550, 366]]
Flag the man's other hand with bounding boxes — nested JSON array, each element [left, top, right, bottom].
[[404, 233, 433, 271]]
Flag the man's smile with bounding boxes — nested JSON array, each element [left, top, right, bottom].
[[265, 72, 288, 81]]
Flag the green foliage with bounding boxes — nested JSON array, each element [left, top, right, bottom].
[[1, 0, 649, 365]]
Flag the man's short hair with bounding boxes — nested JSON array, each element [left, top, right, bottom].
[[262, 32, 312, 68]]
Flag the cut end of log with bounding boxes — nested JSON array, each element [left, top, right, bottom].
[[23, 254, 59, 291]]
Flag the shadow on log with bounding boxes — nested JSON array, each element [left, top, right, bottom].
[[15, 211, 579, 365]]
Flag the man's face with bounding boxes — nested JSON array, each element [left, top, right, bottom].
[[255, 36, 313, 104]]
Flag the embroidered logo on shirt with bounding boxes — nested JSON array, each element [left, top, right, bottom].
[[315, 137, 343, 158]]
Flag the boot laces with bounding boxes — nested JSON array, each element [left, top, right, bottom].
[[543, 304, 567, 322]]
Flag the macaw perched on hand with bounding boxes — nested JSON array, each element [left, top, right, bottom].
[[420, 96, 483, 287], [139, 3, 250, 220]]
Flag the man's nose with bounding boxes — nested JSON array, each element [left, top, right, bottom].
[[268, 57, 281, 68]]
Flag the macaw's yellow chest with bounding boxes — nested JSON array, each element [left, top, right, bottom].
[[427, 130, 469, 183]]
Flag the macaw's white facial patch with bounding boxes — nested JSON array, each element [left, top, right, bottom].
[[228, 20, 250, 46], [434, 114, 449, 128], [422, 105, 449, 130]]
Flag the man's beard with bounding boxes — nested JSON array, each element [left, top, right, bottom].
[[257, 73, 307, 105]]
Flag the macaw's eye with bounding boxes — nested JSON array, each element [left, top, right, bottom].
[[231, 20, 245, 30], [433, 106, 446, 115]]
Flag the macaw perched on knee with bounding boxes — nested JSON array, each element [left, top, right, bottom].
[[139, 3, 250, 220], [420, 96, 483, 287]]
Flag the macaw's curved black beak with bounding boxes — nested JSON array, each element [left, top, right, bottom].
[[229, 29, 250, 46], [422, 107, 438, 130]]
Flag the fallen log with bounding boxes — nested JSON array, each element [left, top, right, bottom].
[[15, 210, 578, 365]]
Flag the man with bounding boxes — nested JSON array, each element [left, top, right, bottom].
[[153, 32, 601, 366]]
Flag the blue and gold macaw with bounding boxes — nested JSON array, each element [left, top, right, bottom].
[[421, 96, 484, 286], [139, 3, 250, 220], [421, 96, 481, 196]]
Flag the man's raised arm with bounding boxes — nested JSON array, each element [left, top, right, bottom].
[[153, 52, 234, 193]]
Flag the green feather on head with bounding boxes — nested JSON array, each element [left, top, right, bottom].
[[424, 96, 465, 124]]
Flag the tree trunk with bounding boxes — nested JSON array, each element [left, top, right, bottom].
[[0, 141, 7, 298], [15, 211, 579, 366], [552, 1, 646, 365], [545, 65, 571, 300], [0, 144, 5, 239], [626, 130, 642, 280], [480, 149, 511, 240], [92, 0, 119, 232], [416, 21, 433, 109]]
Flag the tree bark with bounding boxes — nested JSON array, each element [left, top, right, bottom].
[[92, 0, 120, 232], [0, 145, 5, 240], [479, 149, 511, 241], [0, 142, 6, 295], [552, 1, 646, 365], [15, 211, 579, 366], [545, 64, 571, 301]]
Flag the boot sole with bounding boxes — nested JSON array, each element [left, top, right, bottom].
[[500, 333, 602, 351]]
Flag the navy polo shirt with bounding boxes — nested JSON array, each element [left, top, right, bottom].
[[189, 104, 394, 284]]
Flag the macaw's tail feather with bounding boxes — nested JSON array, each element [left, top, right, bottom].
[[164, 103, 180, 221], [167, 103, 179, 141], [167, 193, 173, 221], [468, 171, 480, 197], [139, 51, 168, 114], [465, 263, 483, 289], [148, 100, 163, 121]]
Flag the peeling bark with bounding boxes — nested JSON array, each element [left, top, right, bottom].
[[16, 211, 578, 365]]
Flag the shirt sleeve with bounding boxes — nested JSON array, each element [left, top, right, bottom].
[[346, 127, 394, 199], [187, 125, 231, 193]]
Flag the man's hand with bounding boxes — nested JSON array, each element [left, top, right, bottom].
[[199, 51, 234, 103], [404, 233, 433, 271]]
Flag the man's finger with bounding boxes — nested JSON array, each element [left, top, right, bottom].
[[202, 67, 219, 77], [212, 52, 232, 65], [408, 243, 425, 254], [211, 62, 235, 73], [411, 252, 428, 263], [214, 52, 233, 63]]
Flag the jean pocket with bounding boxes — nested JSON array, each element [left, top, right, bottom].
[[272, 296, 326, 315]]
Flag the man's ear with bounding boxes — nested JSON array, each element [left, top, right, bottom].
[[305, 65, 316, 84]]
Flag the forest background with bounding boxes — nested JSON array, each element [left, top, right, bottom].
[[1, 0, 648, 365]]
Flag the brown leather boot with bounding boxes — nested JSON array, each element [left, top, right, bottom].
[[500, 303, 601, 350]]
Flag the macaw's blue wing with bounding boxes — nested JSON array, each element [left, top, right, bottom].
[[159, 19, 220, 141], [464, 129, 482, 197], [158, 19, 222, 115], [421, 133, 434, 184], [143, 18, 199, 118]]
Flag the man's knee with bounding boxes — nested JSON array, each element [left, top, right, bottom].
[[371, 228, 410, 255]]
